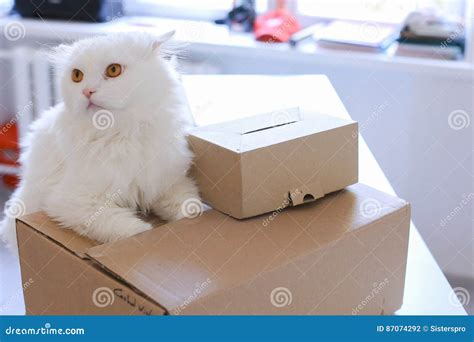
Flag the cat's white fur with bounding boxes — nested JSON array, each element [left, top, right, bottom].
[[0, 32, 200, 251]]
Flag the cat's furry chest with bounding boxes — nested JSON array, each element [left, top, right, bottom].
[[62, 129, 178, 203]]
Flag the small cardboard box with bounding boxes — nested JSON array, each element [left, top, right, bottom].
[[188, 108, 358, 219], [17, 183, 409, 315]]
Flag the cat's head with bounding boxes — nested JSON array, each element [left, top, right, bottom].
[[50, 31, 177, 117]]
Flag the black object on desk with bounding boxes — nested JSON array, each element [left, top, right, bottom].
[[14, 0, 123, 22], [215, 0, 255, 33]]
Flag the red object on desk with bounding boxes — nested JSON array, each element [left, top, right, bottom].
[[254, 8, 300, 43], [0, 121, 20, 188]]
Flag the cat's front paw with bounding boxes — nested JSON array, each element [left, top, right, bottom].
[[113, 220, 152, 241], [174, 197, 204, 221], [152, 177, 202, 222], [155, 195, 203, 222]]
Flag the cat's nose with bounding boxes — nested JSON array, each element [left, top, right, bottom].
[[82, 88, 96, 99]]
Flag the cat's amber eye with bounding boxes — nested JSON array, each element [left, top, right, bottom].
[[71, 69, 83, 83], [105, 63, 122, 78]]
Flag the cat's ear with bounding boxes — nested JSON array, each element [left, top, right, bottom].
[[48, 43, 73, 65], [152, 30, 176, 51]]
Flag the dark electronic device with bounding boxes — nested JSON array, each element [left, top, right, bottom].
[[14, 0, 123, 22], [215, 0, 255, 32]]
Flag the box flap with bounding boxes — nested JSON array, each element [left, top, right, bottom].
[[85, 183, 408, 313], [17, 212, 98, 258], [190, 108, 355, 153]]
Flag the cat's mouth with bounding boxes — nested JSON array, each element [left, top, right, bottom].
[[87, 101, 104, 111]]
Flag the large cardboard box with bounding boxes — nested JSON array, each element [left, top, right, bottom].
[[188, 108, 358, 219], [17, 184, 409, 315]]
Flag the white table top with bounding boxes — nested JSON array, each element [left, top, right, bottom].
[[182, 75, 467, 315], [0, 75, 466, 315]]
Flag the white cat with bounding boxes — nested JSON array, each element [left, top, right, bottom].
[[0, 31, 201, 251]]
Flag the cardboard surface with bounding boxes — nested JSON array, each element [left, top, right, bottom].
[[189, 108, 358, 218], [18, 212, 98, 258], [16, 216, 166, 315], [17, 183, 410, 315]]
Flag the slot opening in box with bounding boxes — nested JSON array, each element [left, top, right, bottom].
[[241, 120, 298, 135]]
